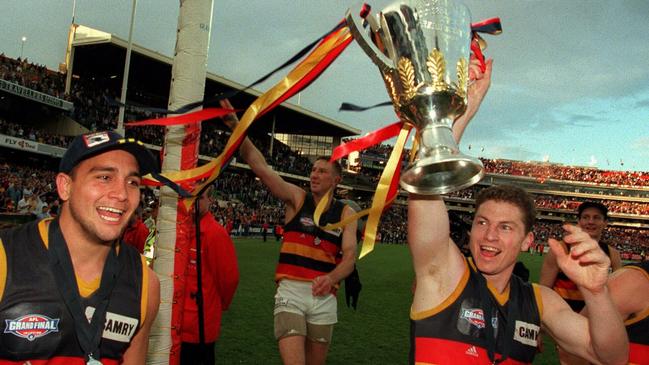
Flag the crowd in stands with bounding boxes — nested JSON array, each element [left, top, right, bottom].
[[1, 53, 649, 260], [346, 136, 649, 188], [444, 184, 649, 216], [0, 54, 66, 99], [0, 160, 58, 219], [4, 53, 649, 189], [0, 118, 74, 147], [481, 158, 649, 187]]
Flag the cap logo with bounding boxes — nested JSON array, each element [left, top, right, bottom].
[[83, 132, 112, 148]]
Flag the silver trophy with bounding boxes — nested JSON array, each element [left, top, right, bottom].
[[346, 0, 484, 195]]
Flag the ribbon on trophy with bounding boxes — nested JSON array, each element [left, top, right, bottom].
[[470, 17, 502, 72]]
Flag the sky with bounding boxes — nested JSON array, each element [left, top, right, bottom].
[[3, 0, 649, 172]]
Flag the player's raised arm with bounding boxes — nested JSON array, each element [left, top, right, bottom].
[[220, 99, 305, 215]]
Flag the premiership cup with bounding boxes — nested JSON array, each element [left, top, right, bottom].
[[346, 0, 484, 195]]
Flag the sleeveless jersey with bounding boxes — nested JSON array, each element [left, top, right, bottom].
[[553, 242, 611, 312], [410, 258, 542, 364], [624, 261, 649, 365], [0, 219, 146, 364], [275, 193, 345, 284]]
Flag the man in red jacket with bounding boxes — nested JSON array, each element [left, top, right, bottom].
[[180, 185, 239, 365]]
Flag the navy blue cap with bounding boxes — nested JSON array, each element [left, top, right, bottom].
[[59, 131, 158, 176], [577, 201, 608, 219]]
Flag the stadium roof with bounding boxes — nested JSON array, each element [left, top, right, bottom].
[[68, 25, 361, 138]]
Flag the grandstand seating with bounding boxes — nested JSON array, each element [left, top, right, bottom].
[[0, 53, 647, 261]]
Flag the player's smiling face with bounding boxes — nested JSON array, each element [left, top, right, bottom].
[[470, 200, 533, 279], [62, 150, 142, 245], [578, 207, 607, 240]]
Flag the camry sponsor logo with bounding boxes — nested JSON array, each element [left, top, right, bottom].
[[513, 320, 540, 347], [4, 314, 60, 341], [85, 307, 139, 343], [83, 132, 111, 148], [460, 308, 485, 328]]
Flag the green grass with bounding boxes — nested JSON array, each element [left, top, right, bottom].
[[217, 238, 557, 364]]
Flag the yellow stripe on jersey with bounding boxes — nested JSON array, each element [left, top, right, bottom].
[[76, 275, 100, 298], [280, 241, 337, 264], [0, 238, 6, 303], [38, 218, 52, 248], [140, 255, 149, 327], [532, 283, 543, 319], [411, 258, 471, 320]]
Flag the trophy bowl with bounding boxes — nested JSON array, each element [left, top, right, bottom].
[[346, 0, 484, 195]]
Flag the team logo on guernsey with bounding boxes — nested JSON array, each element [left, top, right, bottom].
[[513, 320, 540, 347], [4, 314, 60, 341], [460, 308, 485, 328]]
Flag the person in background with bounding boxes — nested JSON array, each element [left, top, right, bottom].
[[220, 99, 357, 365], [122, 207, 149, 254], [180, 185, 239, 365], [540, 201, 623, 365]]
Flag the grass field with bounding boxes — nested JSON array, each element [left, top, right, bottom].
[[217, 238, 558, 364]]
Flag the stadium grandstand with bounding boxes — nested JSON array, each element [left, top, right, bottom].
[[0, 24, 648, 263]]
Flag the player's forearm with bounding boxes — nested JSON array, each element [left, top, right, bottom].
[[408, 194, 450, 271], [327, 252, 355, 284], [582, 286, 629, 364], [238, 137, 267, 170], [236, 136, 257, 164]]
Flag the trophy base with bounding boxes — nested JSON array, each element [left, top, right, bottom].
[[400, 155, 484, 195]]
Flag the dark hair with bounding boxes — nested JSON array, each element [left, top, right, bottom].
[[314, 156, 342, 177], [577, 201, 608, 220], [475, 185, 536, 233]]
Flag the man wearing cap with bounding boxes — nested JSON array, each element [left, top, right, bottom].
[[0, 131, 160, 364], [540, 201, 623, 365]]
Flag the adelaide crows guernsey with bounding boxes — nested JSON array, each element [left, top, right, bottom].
[[410, 258, 542, 364], [0, 219, 148, 364], [275, 193, 345, 285]]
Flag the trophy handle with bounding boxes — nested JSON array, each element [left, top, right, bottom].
[[345, 7, 395, 73]]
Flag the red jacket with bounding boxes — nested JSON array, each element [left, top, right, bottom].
[[181, 213, 239, 343], [122, 217, 149, 253]]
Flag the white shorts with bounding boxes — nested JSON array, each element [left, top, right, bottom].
[[273, 279, 337, 325]]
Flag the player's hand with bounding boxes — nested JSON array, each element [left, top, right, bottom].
[[312, 275, 334, 297], [548, 224, 610, 294], [466, 57, 492, 113], [219, 99, 239, 130]]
